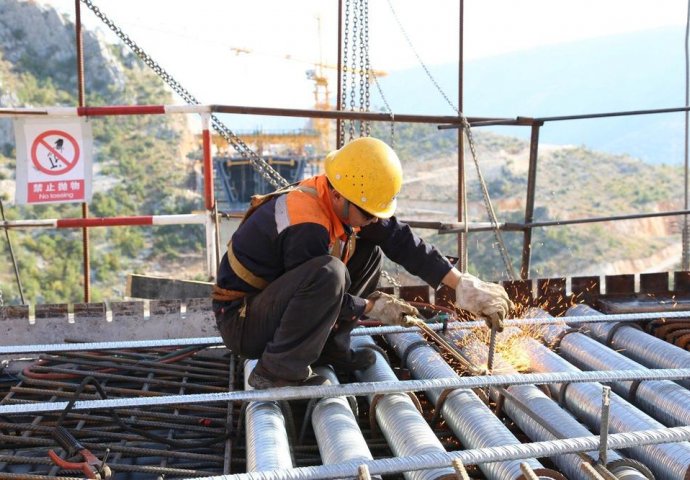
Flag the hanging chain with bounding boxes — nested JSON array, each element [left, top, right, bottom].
[[371, 71, 394, 148], [362, 0, 371, 136], [385, 0, 515, 279], [81, 0, 288, 189], [348, 0, 359, 141], [462, 117, 517, 280], [380, 270, 402, 288], [340, 0, 351, 147], [357, 0, 366, 138]]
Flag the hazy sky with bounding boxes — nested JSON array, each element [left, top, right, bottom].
[[45, 1, 688, 117]]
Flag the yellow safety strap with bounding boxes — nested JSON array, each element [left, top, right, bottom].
[[225, 183, 355, 290], [227, 240, 269, 290]]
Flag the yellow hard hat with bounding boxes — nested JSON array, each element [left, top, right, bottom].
[[325, 137, 402, 218]]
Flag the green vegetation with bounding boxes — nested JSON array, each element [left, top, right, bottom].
[[0, 46, 204, 304], [372, 122, 683, 281]]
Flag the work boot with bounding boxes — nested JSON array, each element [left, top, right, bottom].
[[314, 348, 376, 372], [247, 364, 330, 390]]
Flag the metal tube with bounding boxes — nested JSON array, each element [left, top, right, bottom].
[[567, 304, 690, 389], [384, 331, 545, 480], [439, 208, 690, 234], [441, 329, 645, 480], [541, 306, 690, 427], [457, 0, 467, 270], [520, 122, 542, 278], [183, 426, 690, 480], [351, 336, 455, 480], [311, 366, 378, 478], [516, 319, 690, 480], [243, 360, 293, 472], [74, 0, 90, 303]]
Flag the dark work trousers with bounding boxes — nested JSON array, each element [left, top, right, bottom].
[[215, 239, 383, 381]]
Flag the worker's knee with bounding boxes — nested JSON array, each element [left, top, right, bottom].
[[307, 255, 350, 294]]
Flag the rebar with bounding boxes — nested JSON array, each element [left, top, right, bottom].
[[4, 310, 690, 355], [181, 426, 690, 480], [3, 368, 690, 415]]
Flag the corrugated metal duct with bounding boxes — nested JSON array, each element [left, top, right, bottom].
[[441, 328, 649, 480], [350, 335, 456, 480], [311, 366, 381, 479], [551, 304, 690, 428], [244, 360, 294, 472], [519, 310, 690, 480], [382, 331, 558, 480], [566, 304, 690, 389]]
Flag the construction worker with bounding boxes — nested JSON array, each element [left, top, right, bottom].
[[212, 137, 513, 389]]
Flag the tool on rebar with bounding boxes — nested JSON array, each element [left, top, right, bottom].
[[48, 425, 112, 480]]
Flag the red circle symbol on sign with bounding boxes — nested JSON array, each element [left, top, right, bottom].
[[30, 130, 80, 176]]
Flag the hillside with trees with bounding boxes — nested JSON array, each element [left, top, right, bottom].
[[0, 1, 684, 304], [370, 122, 683, 282], [0, 1, 204, 304]]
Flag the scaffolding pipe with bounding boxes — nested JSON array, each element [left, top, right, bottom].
[[350, 336, 456, 480], [183, 426, 690, 480], [243, 360, 293, 472], [311, 366, 379, 477], [441, 329, 648, 480], [516, 313, 690, 480], [567, 304, 690, 389], [385, 331, 558, 480], [536, 306, 690, 428]]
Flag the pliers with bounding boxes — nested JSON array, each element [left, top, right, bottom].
[[48, 425, 112, 480]]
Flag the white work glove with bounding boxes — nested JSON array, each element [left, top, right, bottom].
[[366, 291, 420, 327], [455, 272, 514, 332]]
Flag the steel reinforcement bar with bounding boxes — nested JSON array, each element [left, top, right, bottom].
[[2, 310, 688, 356], [1, 368, 689, 415]]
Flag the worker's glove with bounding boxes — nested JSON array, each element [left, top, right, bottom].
[[366, 291, 420, 327], [455, 272, 513, 332]]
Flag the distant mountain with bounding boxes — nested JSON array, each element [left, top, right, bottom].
[[373, 27, 687, 165]]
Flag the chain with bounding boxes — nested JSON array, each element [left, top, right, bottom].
[[385, 0, 457, 115], [385, 0, 515, 279], [462, 118, 517, 280], [358, 0, 365, 125], [348, 0, 358, 141], [380, 270, 402, 288], [81, 0, 288, 189], [340, 0, 350, 147], [362, 0, 371, 136], [371, 71, 394, 148]]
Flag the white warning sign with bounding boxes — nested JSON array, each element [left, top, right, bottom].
[[14, 118, 93, 205]]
